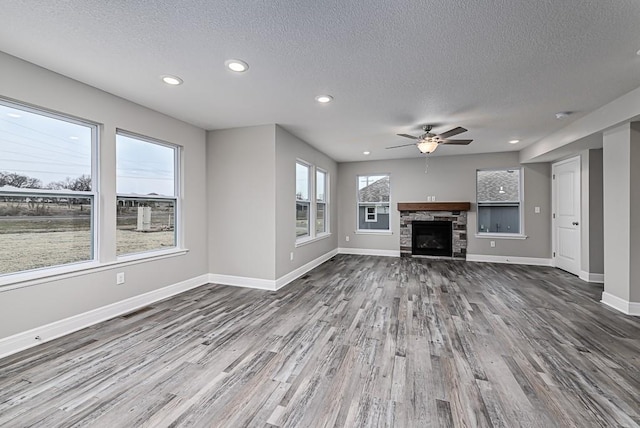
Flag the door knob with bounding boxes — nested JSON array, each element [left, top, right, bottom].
[[572, 222, 579, 226]]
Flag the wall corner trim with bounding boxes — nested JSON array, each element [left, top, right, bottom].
[[579, 271, 605, 283], [0, 274, 210, 360], [337, 248, 401, 257], [601, 292, 640, 316], [465, 254, 553, 266]]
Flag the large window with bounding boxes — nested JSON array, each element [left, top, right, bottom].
[[357, 174, 390, 232], [476, 168, 522, 235], [296, 160, 329, 242], [0, 100, 96, 275], [116, 131, 178, 256]]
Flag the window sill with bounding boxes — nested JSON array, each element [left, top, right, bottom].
[[0, 248, 189, 292], [355, 230, 393, 235], [295, 233, 332, 247], [475, 233, 527, 240]]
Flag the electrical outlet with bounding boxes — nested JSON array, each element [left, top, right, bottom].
[[490, 241, 496, 248], [116, 272, 125, 285], [346, 235, 350, 242], [290, 252, 294, 261], [534, 206, 541, 214]]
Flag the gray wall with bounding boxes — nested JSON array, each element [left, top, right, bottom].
[[207, 125, 277, 280], [580, 150, 605, 276], [603, 124, 632, 300], [275, 126, 338, 278], [338, 152, 551, 258], [0, 52, 208, 339]]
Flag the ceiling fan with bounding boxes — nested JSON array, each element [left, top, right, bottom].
[[386, 125, 472, 154]]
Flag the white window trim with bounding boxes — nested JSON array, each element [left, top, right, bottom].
[[476, 167, 524, 236], [115, 130, 181, 258], [296, 160, 330, 243], [356, 173, 391, 233]]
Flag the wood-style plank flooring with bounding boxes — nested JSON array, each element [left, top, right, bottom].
[[1, 255, 639, 427]]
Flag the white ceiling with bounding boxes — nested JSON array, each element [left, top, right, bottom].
[[1, 1, 639, 162]]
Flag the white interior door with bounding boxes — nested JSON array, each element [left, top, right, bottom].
[[552, 156, 581, 275]]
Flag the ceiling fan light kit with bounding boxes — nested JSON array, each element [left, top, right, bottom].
[[386, 125, 473, 154]]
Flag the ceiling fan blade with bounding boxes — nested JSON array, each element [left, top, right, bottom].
[[441, 139, 472, 145], [386, 143, 417, 149], [396, 133, 418, 140], [437, 127, 467, 139]]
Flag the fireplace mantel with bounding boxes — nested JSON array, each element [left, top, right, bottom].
[[397, 202, 471, 212]]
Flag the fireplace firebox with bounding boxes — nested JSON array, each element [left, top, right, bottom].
[[411, 221, 453, 257]]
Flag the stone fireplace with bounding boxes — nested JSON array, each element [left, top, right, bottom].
[[398, 202, 470, 259]]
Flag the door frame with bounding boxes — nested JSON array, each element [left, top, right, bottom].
[[551, 155, 581, 274]]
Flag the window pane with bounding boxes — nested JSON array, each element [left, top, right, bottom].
[[477, 169, 519, 202], [477, 169, 521, 233], [296, 201, 310, 237], [0, 195, 93, 275], [358, 204, 390, 230], [358, 175, 389, 202], [478, 205, 520, 233], [116, 134, 175, 197], [116, 198, 175, 255], [316, 170, 326, 202], [0, 103, 92, 190], [296, 163, 309, 201], [316, 202, 326, 234]]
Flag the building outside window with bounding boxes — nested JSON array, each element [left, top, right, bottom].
[[116, 131, 179, 256], [0, 100, 96, 275], [357, 174, 390, 232], [476, 168, 522, 234]]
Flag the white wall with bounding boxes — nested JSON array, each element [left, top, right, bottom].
[[275, 126, 338, 278], [0, 52, 208, 339], [207, 125, 277, 280], [338, 152, 551, 258]]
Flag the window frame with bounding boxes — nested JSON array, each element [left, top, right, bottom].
[[115, 129, 181, 257], [356, 173, 391, 234], [295, 160, 330, 246], [475, 167, 527, 239], [0, 98, 99, 278]]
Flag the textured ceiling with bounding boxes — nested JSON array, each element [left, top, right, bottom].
[[1, 1, 639, 162]]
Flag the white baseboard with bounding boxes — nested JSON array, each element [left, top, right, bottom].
[[465, 254, 553, 266], [208, 273, 277, 291], [338, 247, 401, 257], [275, 249, 338, 290], [0, 274, 209, 360], [579, 271, 605, 283], [601, 292, 640, 316], [210, 248, 339, 291]]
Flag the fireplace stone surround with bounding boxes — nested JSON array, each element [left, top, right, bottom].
[[398, 202, 470, 259]]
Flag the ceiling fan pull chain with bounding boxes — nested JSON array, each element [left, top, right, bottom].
[[424, 155, 429, 174]]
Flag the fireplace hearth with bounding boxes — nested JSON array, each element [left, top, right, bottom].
[[412, 221, 452, 257]]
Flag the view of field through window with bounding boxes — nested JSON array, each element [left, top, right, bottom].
[[0, 102, 179, 277]]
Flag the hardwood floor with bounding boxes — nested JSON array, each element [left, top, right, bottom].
[[1, 255, 639, 427]]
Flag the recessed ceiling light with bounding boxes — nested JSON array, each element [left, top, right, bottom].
[[509, 140, 520, 144], [555, 111, 571, 119], [161, 75, 183, 85], [637, 48, 640, 56], [363, 151, 370, 155], [69, 136, 79, 140], [7, 113, 21, 118], [315, 95, 333, 103], [225, 59, 249, 73]]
